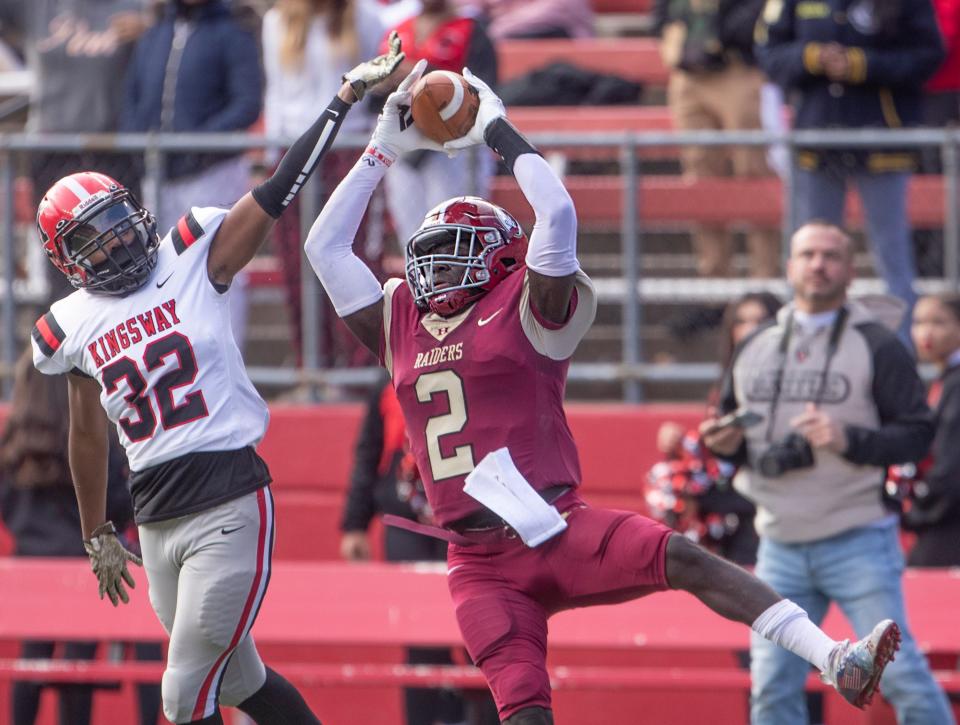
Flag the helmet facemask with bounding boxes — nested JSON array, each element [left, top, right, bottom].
[[59, 195, 159, 296], [405, 224, 503, 316]]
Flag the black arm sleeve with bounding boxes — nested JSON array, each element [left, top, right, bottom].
[[843, 324, 935, 467], [340, 382, 387, 532], [483, 116, 541, 174], [252, 95, 351, 218]]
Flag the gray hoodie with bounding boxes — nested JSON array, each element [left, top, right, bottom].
[[718, 297, 933, 543]]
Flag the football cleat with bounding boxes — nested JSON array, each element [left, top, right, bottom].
[[821, 619, 901, 709]]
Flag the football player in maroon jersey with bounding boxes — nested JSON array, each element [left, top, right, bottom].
[[304, 60, 901, 724]]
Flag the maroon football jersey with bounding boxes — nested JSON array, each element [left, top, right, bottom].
[[380, 268, 597, 526]]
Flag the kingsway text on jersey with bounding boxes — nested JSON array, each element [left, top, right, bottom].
[[87, 299, 182, 369]]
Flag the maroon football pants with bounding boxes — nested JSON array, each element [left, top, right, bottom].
[[446, 494, 672, 720]]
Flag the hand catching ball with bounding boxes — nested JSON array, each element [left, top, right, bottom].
[[411, 71, 481, 144]]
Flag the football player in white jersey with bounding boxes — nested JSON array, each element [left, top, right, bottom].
[[28, 34, 404, 725]]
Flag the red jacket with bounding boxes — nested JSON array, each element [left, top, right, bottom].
[[929, 0, 960, 91]]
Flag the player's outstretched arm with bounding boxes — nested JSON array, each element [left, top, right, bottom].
[[206, 32, 405, 290], [68, 374, 142, 607], [446, 69, 579, 325], [67, 374, 111, 540], [305, 60, 443, 354]]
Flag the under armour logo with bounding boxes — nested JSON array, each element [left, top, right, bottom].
[[398, 103, 413, 131]]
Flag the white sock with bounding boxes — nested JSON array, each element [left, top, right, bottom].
[[751, 599, 839, 672]]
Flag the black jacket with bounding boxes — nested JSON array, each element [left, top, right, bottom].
[[904, 362, 960, 528], [755, 0, 944, 171], [655, 0, 767, 64], [340, 379, 419, 532], [120, 0, 262, 179], [0, 446, 132, 557]]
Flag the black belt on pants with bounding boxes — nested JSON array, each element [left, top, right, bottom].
[[447, 484, 573, 533]]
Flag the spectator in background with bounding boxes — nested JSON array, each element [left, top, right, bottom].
[[649, 292, 781, 566], [0, 347, 135, 725], [655, 0, 780, 279], [755, 0, 945, 344], [340, 377, 499, 725], [456, 0, 594, 40], [377, 0, 498, 245], [924, 0, 960, 171], [914, 0, 960, 276], [121, 0, 262, 350], [262, 0, 390, 366], [0, 0, 146, 246], [891, 294, 960, 566], [702, 221, 952, 724]]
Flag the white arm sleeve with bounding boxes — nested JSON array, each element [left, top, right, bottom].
[[303, 154, 388, 317], [514, 154, 579, 278]]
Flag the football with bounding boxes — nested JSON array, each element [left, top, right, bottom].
[[411, 71, 481, 144]]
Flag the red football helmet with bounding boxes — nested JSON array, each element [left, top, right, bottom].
[[36, 171, 159, 296], [405, 196, 528, 316]]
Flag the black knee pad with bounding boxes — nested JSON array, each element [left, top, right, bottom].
[[502, 706, 554, 725]]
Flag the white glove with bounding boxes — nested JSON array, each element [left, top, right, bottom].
[[444, 67, 506, 152], [369, 59, 445, 161], [83, 521, 142, 607], [342, 30, 405, 102]]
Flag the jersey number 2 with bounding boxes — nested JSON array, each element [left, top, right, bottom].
[[101, 332, 209, 441], [416, 370, 475, 481]]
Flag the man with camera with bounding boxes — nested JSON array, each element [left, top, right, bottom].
[[701, 221, 953, 724]]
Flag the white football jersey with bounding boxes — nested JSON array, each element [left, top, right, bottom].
[[31, 207, 269, 472]]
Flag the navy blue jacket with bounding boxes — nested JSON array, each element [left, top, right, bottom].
[[755, 0, 944, 171], [120, 1, 262, 177]]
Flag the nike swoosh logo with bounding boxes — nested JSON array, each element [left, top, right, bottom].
[[447, 565, 464, 576], [477, 308, 503, 326], [156, 272, 174, 288], [220, 525, 246, 535]]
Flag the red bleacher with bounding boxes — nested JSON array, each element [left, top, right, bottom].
[[0, 402, 700, 561], [1, 559, 958, 725], [498, 38, 667, 85], [592, 0, 653, 12], [1, 405, 958, 725], [490, 175, 947, 228], [257, 403, 703, 560]]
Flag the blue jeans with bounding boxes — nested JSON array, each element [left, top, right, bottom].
[[750, 524, 953, 725], [794, 167, 917, 345]]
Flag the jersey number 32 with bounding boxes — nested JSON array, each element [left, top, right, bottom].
[[102, 331, 208, 441]]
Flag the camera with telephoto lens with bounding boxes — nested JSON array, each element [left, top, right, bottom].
[[756, 433, 815, 478]]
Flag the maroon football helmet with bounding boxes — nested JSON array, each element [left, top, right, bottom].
[[405, 196, 528, 316], [36, 171, 159, 296]]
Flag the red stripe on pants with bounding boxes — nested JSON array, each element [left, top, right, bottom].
[[191, 489, 269, 720]]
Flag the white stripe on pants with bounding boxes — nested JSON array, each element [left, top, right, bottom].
[[139, 487, 274, 723]]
